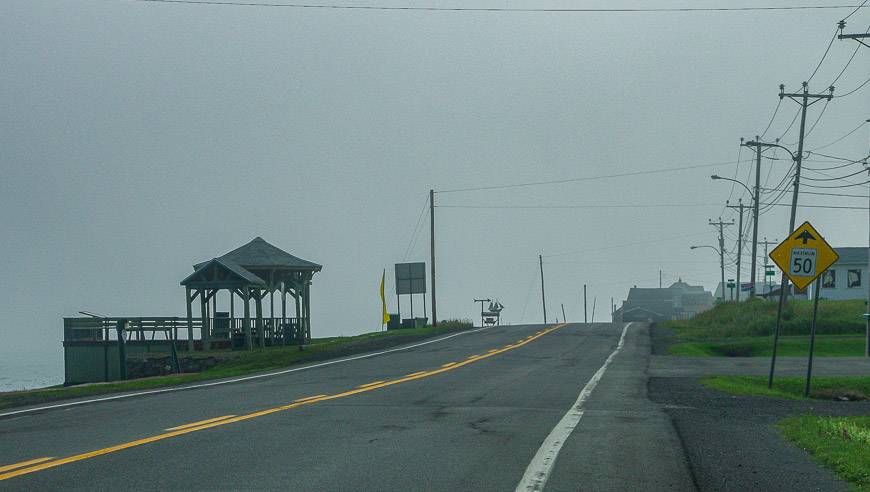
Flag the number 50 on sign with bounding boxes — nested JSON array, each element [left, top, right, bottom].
[[769, 221, 839, 291]]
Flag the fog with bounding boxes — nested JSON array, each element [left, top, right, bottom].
[[1, 1, 867, 376]]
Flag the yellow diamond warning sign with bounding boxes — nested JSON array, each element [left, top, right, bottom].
[[769, 221, 839, 291]]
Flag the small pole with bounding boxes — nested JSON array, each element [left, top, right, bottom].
[[539, 255, 547, 324], [805, 277, 823, 397], [561, 304, 567, 324], [659, 270, 662, 288], [430, 189, 437, 327], [591, 297, 596, 323], [583, 284, 588, 323], [116, 319, 128, 380]]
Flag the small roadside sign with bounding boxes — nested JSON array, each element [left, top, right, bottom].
[[769, 221, 839, 291]]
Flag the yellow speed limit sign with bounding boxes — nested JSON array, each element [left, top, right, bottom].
[[769, 221, 839, 291]]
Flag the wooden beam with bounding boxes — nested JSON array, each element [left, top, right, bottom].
[[185, 287, 194, 352], [244, 286, 252, 350]]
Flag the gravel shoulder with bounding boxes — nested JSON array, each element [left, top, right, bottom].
[[648, 326, 870, 491]]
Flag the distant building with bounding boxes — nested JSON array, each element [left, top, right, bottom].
[[811, 247, 868, 301], [613, 280, 714, 322]]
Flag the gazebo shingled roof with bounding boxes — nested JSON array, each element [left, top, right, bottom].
[[195, 237, 321, 272]]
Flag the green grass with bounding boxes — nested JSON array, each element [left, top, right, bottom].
[[661, 298, 866, 339], [701, 375, 870, 401], [0, 319, 473, 411], [669, 335, 865, 357], [779, 415, 870, 490]]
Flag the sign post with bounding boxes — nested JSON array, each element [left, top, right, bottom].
[[767, 221, 839, 388]]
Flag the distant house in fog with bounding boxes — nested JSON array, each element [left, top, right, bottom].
[[613, 280, 714, 322], [811, 247, 868, 301]]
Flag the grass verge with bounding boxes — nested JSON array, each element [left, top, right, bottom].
[[0, 320, 473, 411], [701, 375, 870, 401], [779, 415, 870, 490], [669, 335, 864, 357]]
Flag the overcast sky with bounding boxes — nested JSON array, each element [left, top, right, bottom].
[[1, 1, 868, 364]]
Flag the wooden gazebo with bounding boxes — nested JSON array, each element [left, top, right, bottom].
[[180, 237, 322, 351]]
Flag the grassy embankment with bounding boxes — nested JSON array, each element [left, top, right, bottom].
[[0, 320, 472, 411], [702, 375, 870, 401], [662, 298, 866, 357], [779, 415, 870, 490]]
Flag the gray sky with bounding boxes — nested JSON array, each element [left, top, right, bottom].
[[1, 0, 868, 361]]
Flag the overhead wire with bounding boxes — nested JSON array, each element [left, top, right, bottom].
[[806, 27, 840, 83], [129, 1, 870, 13], [435, 159, 749, 194], [809, 120, 868, 151]]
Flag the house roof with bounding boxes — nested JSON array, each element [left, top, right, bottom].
[[627, 288, 674, 301], [834, 247, 868, 266], [196, 237, 322, 272]]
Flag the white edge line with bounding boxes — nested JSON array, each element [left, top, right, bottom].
[[514, 322, 632, 492], [0, 326, 493, 419]]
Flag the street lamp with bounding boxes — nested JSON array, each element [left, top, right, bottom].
[[690, 245, 726, 300]]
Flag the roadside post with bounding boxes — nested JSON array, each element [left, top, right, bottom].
[[805, 277, 823, 397], [767, 222, 839, 388], [115, 319, 128, 381]]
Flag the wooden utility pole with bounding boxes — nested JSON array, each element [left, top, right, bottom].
[[583, 284, 588, 323], [726, 200, 745, 302], [539, 255, 547, 324], [741, 136, 764, 299], [709, 218, 734, 300], [430, 189, 437, 327], [769, 82, 833, 388]]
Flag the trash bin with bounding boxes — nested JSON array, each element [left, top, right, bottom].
[[387, 314, 401, 330]]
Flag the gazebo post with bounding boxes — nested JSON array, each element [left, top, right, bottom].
[[304, 279, 311, 342], [199, 290, 210, 352], [230, 291, 235, 324], [243, 287, 252, 350], [185, 287, 194, 352], [269, 289, 275, 345], [255, 290, 265, 348], [281, 282, 287, 346]]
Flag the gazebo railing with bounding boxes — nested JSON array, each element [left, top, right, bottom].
[[64, 317, 204, 343]]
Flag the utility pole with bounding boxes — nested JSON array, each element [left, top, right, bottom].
[[838, 20, 870, 48], [539, 254, 547, 324], [741, 135, 764, 299], [561, 304, 567, 324], [429, 189, 437, 327], [709, 217, 734, 300], [769, 82, 833, 388], [726, 199, 745, 302], [865, 160, 869, 357], [583, 284, 588, 323]]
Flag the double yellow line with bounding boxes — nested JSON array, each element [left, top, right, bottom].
[[0, 324, 566, 481]]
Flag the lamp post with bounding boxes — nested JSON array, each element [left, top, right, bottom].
[[712, 175, 754, 300], [691, 245, 725, 300]]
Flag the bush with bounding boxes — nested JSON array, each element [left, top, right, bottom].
[[661, 298, 865, 339]]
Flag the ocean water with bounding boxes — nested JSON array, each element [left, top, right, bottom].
[[0, 349, 64, 392]]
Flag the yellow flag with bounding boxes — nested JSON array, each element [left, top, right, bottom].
[[380, 269, 390, 325]]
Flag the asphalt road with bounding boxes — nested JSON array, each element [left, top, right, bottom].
[[0, 322, 692, 491]]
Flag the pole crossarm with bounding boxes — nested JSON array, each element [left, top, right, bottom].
[[838, 20, 870, 48]]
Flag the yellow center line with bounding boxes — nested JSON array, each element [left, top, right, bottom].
[[165, 415, 236, 432], [441, 362, 457, 368], [0, 457, 54, 474], [292, 394, 328, 403], [0, 324, 567, 482], [356, 381, 386, 389]]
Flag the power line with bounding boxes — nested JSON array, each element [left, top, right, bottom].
[[129, 1, 870, 13], [803, 179, 870, 188], [762, 188, 866, 197], [543, 231, 710, 258], [809, 119, 868, 151], [759, 202, 869, 209], [834, 74, 870, 97], [401, 196, 429, 261], [829, 25, 868, 85], [759, 99, 782, 138], [807, 27, 840, 83], [437, 202, 719, 209], [435, 159, 748, 194], [802, 167, 868, 180], [842, 0, 869, 20]]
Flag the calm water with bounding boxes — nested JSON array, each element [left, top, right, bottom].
[[0, 349, 64, 392]]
